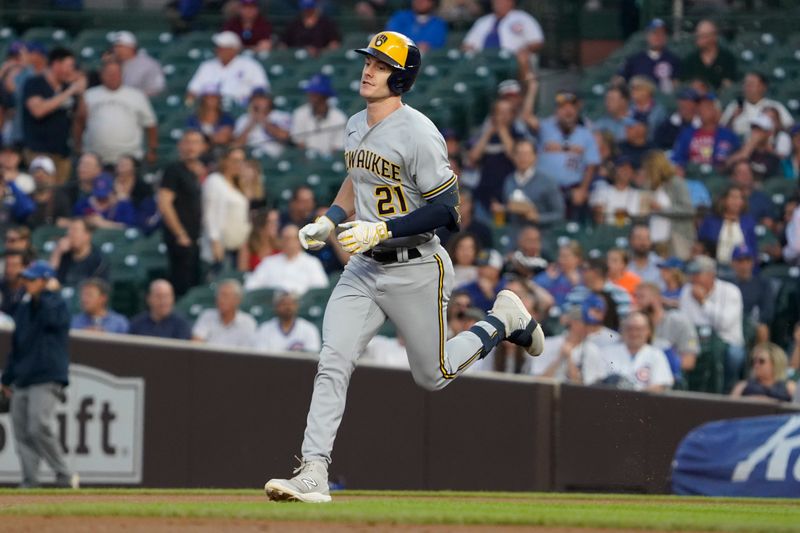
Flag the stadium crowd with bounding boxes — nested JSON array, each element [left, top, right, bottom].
[[0, 0, 798, 404]]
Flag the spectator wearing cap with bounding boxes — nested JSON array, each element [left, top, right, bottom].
[[698, 185, 758, 267], [22, 47, 87, 184], [720, 71, 793, 139], [222, 0, 273, 52], [456, 249, 505, 312], [579, 292, 621, 349], [535, 90, 601, 217], [1, 42, 30, 130], [72, 172, 136, 229], [616, 18, 681, 94], [290, 73, 347, 157], [654, 87, 701, 150], [462, 0, 544, 76], [281, 0, 341, 56], [729, 161, 777, 229], [634, 282, 699, 378], [387, 0, 448, 53], [70, 278, 129, 334], [9, 42, 48, 146], [497, 77, 540, 138], [50, 218, 109, 287], [589, 155, 645, 226], [255, 291, 321, 353], [111, 31, 165, 97], [28, 156, 72, 227], [565, 257, 632, 321], [618, 115, 654, 169], [781, 125, 800, 179], [671, 92, 740, 172], [0, 144, 35, 194], [581, 311, 674, 392], [657, 256, 685, 309], [592, 85, 631, 143], [129, 279, 192, 340], [494, 139, 564, 235], [186, 31, 269, 106], [158, 130, 207, 297], [680, 19, 738, 90], [76, 60, 158, 166], [725, 113, 782, 180], [727, 243, 773, 345], [1, 260, 79, 489], [233, 88, 291, 158], [534, 240, 582, 307], [628, 76, 666, 142], [679, 255, 745, 391], [186, 84, 235, 150], [192, 279, 257, 349]]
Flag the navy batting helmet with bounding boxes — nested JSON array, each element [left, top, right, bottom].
[[355, 31, 421, 95]]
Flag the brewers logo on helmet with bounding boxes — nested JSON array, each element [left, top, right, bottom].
[[355, 31, 422, 95]]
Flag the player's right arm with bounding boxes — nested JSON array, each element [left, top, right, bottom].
[[298, 177, 355, 250]]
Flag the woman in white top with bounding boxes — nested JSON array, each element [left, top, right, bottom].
[[202, 148, 252, 268]]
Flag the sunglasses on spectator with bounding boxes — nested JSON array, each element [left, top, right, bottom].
[[754, 357, 768, 365]]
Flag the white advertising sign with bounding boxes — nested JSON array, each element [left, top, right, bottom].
[[0, 364, 145, 484]]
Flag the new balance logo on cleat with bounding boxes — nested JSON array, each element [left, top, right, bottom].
[[301, 478, 318, 489]]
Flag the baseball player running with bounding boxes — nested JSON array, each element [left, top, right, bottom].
[[264, 31, 545, 503]]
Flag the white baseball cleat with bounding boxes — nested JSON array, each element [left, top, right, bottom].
[[489, 290, 545, 357], [264, 459, 332, 503]]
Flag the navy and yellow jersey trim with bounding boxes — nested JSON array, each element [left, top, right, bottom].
[[434, 254, 455, 380], [422, 174, 458, 200]]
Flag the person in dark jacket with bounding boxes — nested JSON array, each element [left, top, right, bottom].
[[0, 260, 78, 488]]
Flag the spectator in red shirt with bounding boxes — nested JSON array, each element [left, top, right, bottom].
[[281, 0, 341, 56], [223, 0, 273, 52]]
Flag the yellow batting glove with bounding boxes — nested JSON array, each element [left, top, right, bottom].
[[337, 221, 390, 254]]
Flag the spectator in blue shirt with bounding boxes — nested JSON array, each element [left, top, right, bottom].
[[534, 240, 583, 307], [72, 172, 137, 228], [535, 90, 601, 216], [457, 249, 505, 312], [629, 76, 667, 143], [129, 279, 192, 340], [186, 85, 235, 149], [697, 185, 758, 268], [592, 85, 632, 143], [654, 87, 700, 150], [70, 278, 129, 334], [672, 92, 740, 173], [730, 161, 777, 229], [617, 18, 680, 94], [386, 0, 448, 52]]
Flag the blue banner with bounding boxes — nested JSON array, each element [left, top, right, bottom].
[[672, 414, 800, 497]]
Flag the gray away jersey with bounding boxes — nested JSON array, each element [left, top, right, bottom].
[[344, 105, 457, 249]]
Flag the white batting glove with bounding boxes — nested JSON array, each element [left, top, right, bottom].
[[298, 216, 335, 250], [337, 221, 391, 254]]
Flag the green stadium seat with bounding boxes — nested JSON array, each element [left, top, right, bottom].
[[32, 225, 66, 256], [241, 287, 275, 322], [685, 326, 726, 394], [763, 176, 798, 206], [176, 285, 216, 322], [21, 27, 70, 48]]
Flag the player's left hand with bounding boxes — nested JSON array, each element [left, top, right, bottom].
[[337, 221, 390, 254]]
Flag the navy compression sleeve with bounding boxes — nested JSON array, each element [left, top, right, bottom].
[[385, 185, 460, 238]]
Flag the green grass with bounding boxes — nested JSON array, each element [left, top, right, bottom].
[[0, 489, 797, 531]]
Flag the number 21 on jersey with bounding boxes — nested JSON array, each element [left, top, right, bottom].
[[375, 185, 409, 216]]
